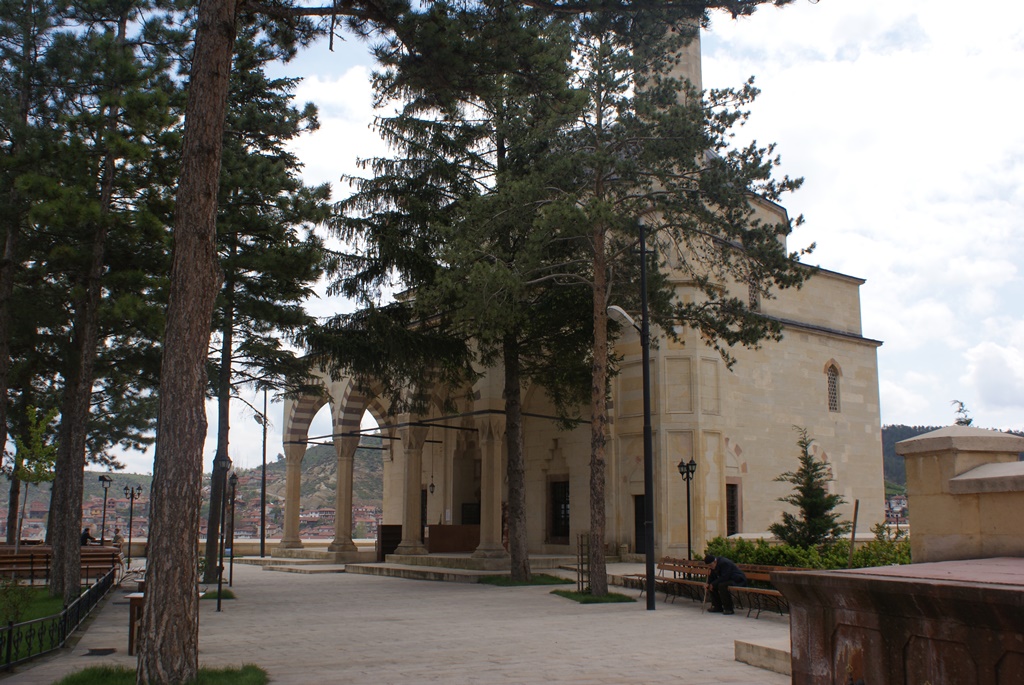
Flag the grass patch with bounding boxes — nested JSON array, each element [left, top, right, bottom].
[[200, 588, 236, 600], [0, 585, 77, 662], [54, 664, 267, 685], [18, 587, 66, 622], [478, 573, 573, 587], [551, 589, 636, 604]]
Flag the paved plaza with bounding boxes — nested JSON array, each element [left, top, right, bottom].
[[4, 563, 790, 684]]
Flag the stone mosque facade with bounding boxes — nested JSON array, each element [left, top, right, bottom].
[[275, 30, 885, 563]]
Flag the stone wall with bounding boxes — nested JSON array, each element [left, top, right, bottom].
[[896, 426, 1024, 562]]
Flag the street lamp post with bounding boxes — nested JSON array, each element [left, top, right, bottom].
[[677, 458, 697, 559], [216, 470, 231, 612], [98, 475, 113, 544], [228, 471, 238, 587], [124, 485, 143, 566], [607, 221, 656, 611], [255, 387, 268, 558]]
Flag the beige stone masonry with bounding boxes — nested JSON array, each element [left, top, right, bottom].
[[897, 425, 1024, 563]]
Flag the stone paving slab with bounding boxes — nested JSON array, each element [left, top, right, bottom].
[[3, 563, 790, 684]]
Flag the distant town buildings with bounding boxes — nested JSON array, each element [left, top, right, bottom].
[[2, 468, 381, 544]]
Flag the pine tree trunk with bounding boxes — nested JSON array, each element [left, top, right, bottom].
[[49, 217, 109, 602], [503, 334, 531, 582], [137, 0, 234, 680], [204, 266, 235, 584], [49, 10, 128, 604], [49, 162, 117, 603], [589, 222, 609, 596]]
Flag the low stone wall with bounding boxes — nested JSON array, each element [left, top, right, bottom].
[[122, 538, 377, 559], [775, 558, 1024, 684]]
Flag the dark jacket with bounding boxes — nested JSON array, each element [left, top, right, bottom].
[[708, 556, 747, 585]]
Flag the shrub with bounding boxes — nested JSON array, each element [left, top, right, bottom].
[[0, 579, 33, 624], [769, 427, 851, 547], [703, 526, 910, 571]]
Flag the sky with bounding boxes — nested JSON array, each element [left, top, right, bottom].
[[115, 0, 1024, 475]]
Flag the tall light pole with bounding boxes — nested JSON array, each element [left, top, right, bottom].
[[98, 475, 113, 544], [124, 484, 143, 566], [255, 387, 268, 558], [607, 221, 656, 611], [228, 471, 238, 586], [677, 458, 697, 559]]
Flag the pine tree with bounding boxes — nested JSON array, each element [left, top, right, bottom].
[[41, 0, 183, 604], [202, 26, 332, 583], [143, 1, 802, 678], [541, 8, 810, 593], [769, 427, 851, 548]]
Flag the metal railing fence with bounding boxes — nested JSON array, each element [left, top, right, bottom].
[[0, 567, 115, 671]]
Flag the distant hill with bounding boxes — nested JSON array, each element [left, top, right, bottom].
[[881, 424, 939, 487], [0, 437, 386, 518], [881, 424, 1024, 490], [236, 438, 384, 511]]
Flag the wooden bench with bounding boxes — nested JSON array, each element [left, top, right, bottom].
[[0, 547, 121, 584], [628, 558, 796, 617], [626, 558, 710, 603], [729, 565, 798, 618]]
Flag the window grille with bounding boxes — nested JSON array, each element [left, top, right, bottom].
[[827, 365, 841, 412]]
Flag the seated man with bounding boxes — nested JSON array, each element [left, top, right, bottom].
[[704, 554, 747, 615], [80, 527, 97, 546]]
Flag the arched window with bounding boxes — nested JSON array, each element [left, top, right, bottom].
[[748, 281, 761, 312], [826, 364, 841, 413]]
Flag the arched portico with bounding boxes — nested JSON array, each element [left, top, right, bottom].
[[277, 362, 521, 564]]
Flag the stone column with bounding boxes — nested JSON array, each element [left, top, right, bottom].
[[279, 441, 305, 549], [328, 435, 359, 553], [395, 424, 428, 555], [473, 416, 509, 559]]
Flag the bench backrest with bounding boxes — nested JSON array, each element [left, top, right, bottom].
[[657, 557, 709, 578]]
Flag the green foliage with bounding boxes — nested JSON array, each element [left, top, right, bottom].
[[210, 24, 332, 397], [884, 480, 907, 496], [11, 405, 58, 485], [551, 589, 635, 604], [0, 0, 184, 468], [200, 589, 236, 600], [769, 427, 851, 548], [478, 574, 572, 586], [704, 525, 911, 571], [0, 579, 33, 624], [851, 522, 911, 567], [54, 665, 268, 685]]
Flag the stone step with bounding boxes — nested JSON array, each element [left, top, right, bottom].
[[234, 556, 324, 567], [734, 637, 791, 676], [384, 553, 578, 572], [271, 548, 338, 561], [345, 563, 494, 584], [263, 564, 348, 575]]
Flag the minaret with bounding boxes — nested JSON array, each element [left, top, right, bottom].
[[672, 22, 703, 95]]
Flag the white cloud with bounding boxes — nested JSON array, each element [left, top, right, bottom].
[[703, 1, 1024, 428], [963, 341, 1024, 410], [289, 69, 391, 198]]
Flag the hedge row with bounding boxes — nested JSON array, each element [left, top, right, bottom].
[[703, 524, 911, 570]]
